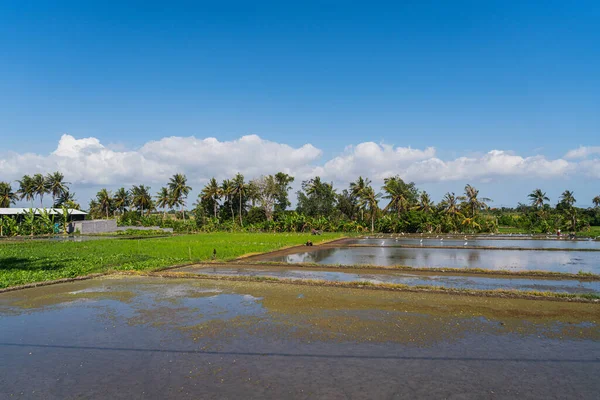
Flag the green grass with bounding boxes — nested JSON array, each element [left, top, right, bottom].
[[0, 232, 345, 289]]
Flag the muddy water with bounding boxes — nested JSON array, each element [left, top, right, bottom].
[[267, 246, 600, 273], [178, 265, 600, 295], [0, 276, 599, 399], [348, 237, 600, 249]]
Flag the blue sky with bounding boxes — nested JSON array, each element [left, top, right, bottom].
[[1, 1, 599, 207]]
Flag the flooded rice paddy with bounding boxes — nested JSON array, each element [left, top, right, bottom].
[[347, 237, 600, 249], [1, 276, 599, 399], [266, 246, 600, 274], [178, 265, 600, 295]]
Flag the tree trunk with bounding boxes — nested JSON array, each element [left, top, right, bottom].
[[239, 192, 243, 226], [213, 202, 217, 219], [371, 212, 374, 232], [181, 205, 185, 221]]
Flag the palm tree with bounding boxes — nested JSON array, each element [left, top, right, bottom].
[[131, 185, 153, 216], [0, 182, 18, 208], [46, 171, 70, 205], [17, 175, 35, 206], [113, 188, 130, 215], [54, 190, 80, 210], [350, 176, 370, 221], [232, 173, 246, 226], [593, 195, 600, 208], [441, 192, 460, 215], [560, 190, 576, 207], [358, 186, 381, 232], [95, 189, 113, 219], [31, 173, 49, 207], [168, 173, 192, 220], [221, 179, 235, 222], [459, 184, 491, 218], [382, 176, 414, 217], [559, 190, 577, 231], [155, 187, 171, 220], [201, 178, 222, 219], [417, 191, 433, 213], [528, 189, 549, 209]]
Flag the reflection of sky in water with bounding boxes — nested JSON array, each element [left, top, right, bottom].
[[346, 238, 600, 249], [269, 247, 599, 273], [188, 266, 600, 294]]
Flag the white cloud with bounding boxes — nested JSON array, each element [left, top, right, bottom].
[[564, 146, 600, 160], [403, 151, 572, 183], [321, 142, 436, 181], [1, 134, 596, 206]]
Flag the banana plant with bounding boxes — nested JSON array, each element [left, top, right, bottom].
[[61, 206, 71, 234], [23, 209, 36, 236]]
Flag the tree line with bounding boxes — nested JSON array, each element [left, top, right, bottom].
[[1, 171, 599, 234]]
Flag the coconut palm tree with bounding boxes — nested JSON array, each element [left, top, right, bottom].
[[155, 187, 171, 220], [31, 173, 49, 207], [350, 176, 370, 221], [168, 173, 192, 220], [560, 190, 576, 207], [17, 175, 35, 206], [232, 173, 246, 226], [459, 184, 491, 218], [131, 185, 153, 216], [417, 191, 433, 213], [201, 178, 222, 219], [221, 179, 235, 222], [382, 176, 415, 217], [46, 171, 70, 205], [528, 189, 549, 209], [0, 182, 18, 208], [358, 186, 381, 233], [113, 188, 130, 215], [593, 195, 600, 208], [54, 190, 80, 210], [95, 189, 113, 219], [440, 193, 460, 214]]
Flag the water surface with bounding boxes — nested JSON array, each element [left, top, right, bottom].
[[180, 265, 600, 294], [267, 247, 600, 273], [347, 237, 600, 249], [1, 276, 598, 399]]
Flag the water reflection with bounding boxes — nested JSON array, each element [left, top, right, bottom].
[[183, 266, 600, 295], [346, 237, 600, 249], [268, 247, 599, 273]]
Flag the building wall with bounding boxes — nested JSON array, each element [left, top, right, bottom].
[[71, 219, 118, 234]]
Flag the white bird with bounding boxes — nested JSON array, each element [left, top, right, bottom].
[[464, 242, 468, 246], [420, 239, 423, 243]]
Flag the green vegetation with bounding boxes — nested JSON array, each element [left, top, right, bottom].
[[2, 171, 600, 236], [0, 232, 344, 289]]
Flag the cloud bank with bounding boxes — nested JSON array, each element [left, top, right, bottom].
[[1, 134, 596, 185], [1, 134, 597, 206]]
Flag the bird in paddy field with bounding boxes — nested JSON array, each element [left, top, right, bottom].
[[464, 242, 468, 246]]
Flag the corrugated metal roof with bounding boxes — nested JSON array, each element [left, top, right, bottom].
[[0, 208, 87, 215]]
